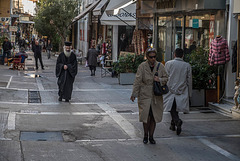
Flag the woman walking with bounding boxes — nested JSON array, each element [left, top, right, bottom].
[[130, 48, 168, 144]]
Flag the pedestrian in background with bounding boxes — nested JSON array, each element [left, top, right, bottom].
[[46, 39, 53, 59], [32, 40, 44, 70], [2, 37, 12, 65], [130, 48, 168, 144], [163, 48, 192, 135], [86, 44, 98, 76], [56, 41, 78, 102]]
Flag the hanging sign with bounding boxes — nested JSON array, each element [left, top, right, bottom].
[[192, 19, 199, 28]]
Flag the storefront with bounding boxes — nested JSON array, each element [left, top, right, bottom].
[[100, 1, 136, 61], [141, 0, 227, 62], [72, 0, 101, 57], [233, 0, 240, 78]]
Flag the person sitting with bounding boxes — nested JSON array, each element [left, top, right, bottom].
[[15, 47, 28, 62]]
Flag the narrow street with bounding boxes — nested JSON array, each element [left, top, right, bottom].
[[0, 52, 239, 161]]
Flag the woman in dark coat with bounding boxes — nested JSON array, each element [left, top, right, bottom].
[[87, 44, 99, 76]]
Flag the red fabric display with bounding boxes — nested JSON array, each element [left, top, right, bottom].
[[209, 36, 230, 66]]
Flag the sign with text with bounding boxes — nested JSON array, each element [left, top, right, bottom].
[[9, 26, 17, 32]]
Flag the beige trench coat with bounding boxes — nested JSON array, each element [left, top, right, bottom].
[[131, 61, 168, 123]]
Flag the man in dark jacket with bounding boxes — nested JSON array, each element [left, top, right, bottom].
[[32, 40, 44, 70], [87, 44, 99, 76], [56, 41, 78, 102], [2, 37, 12, 65]]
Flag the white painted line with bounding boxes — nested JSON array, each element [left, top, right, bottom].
[[199, 138, 240, 161], [8, 112, 16, 130], [0, 101, 28, 105], [6, 76, 12, 88], [0, 87, 28, 91], [36, 77, 44, 90], [98, 103, 138, 139]]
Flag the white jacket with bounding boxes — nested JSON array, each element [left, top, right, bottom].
[[163, 58, 192, 112]]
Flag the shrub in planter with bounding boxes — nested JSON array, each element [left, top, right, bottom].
[[113, 53, 145, 74], [186, 47, 217, 90], [185, 47, 217, 106], [113, 54, 145, 84]]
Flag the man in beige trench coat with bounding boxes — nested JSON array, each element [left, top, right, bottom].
[[163, 48, 192, 135], [131, 48, 168, 144]]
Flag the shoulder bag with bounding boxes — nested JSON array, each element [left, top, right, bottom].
[[153, 63, 169, 96]]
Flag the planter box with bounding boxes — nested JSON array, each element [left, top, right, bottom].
[[119, 73, 135, 85], [190, 89, 205, 107], [205, 89, 217, 106]]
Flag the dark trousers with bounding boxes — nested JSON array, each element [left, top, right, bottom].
[[34, 54, 44, 69], [170, 98, 180, 123], [89, 65, 96, 71], [2, 51, 10, 64]]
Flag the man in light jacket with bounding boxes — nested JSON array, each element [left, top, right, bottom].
[[163, 48, 192, 135]]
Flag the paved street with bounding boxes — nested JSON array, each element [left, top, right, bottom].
[[0, 51, 240, 161]]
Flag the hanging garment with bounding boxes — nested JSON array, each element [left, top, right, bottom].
[[232, 41, 237, 73], [132, 29, 145, 55], [209, 36, 230, 66]]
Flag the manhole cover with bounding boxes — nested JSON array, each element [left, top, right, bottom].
[[27, 58, 32, 60], [116, 110, 133, 113], [0, 82, 7, 87], [28, 98, 41, 103], [20, 131, 63, 141], [28, 91, 41, 103], [29, 91, 40, 98]]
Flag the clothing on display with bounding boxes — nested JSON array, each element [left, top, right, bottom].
[[209, 36, 230, 66], [232, 41, 237, 73], [132, 29, 145, 55]]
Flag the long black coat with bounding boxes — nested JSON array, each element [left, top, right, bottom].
[[56, 52, 78, 100], [87, 48, 98, 66]]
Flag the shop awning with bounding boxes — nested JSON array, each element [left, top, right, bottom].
[[100, 3, 136, 26], [72, 0, 101, 23], [105, 0, 136, 15], [19, 21, 35, 24], [93, 0, 109, 16]]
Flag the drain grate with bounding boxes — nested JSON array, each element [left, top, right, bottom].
[[20, 131, 63, 141], [116, 110, 133, 114], [28, 91, 41, 103]]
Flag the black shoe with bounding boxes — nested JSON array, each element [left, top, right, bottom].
[[42, 67, 45, 70], [65, 99, 69, 102], [170, 120, 176, 131], [58, 97, 62, 101], [143, 136, 148, 144], [36, 67, 38, 70], [149, 137, 156, 144], [176, 119, 183, 135]]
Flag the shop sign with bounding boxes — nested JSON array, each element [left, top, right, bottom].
[[156, 0, 176, 9], [9, 26, 17, 32], [192, 19, 199, 28], [20, 17, 29, 21]]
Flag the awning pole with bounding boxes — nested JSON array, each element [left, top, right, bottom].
[[114, 15, 134, 29], [121, 8, 152, 31]]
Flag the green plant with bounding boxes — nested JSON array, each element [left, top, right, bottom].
[[113, 54, 145, 74], [185, 47, 217, 89]]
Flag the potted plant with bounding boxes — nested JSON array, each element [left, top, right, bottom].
[[113, 53, 145, 85], [185, 47, 217, 106]]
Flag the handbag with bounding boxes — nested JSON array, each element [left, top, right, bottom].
[[153, 63, 169, 96]]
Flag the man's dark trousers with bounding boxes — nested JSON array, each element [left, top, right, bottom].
[[2, 51, 11, 65], [35, 54, 44, 69], [170, 98, 180, 123]]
